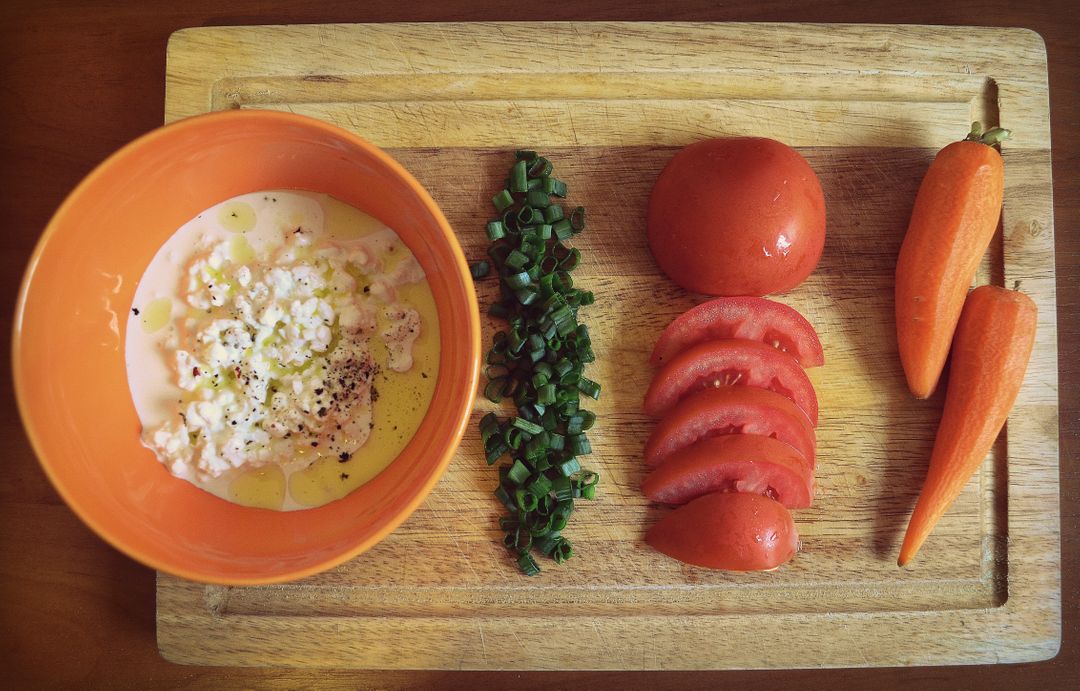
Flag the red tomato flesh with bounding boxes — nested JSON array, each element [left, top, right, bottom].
[[643, 339, 818, 424], [646, 491, 799, 571], [650, 296, 824, 368], [642, 434, 814, 509], [644, 386, 816, 468], [646, 137, 826, 297]]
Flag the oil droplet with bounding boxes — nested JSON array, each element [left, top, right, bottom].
[[228, 465, 286, 510], [219, 201, 256, 233], [229, 234, 255, 263], [140, 297, 172, 333]]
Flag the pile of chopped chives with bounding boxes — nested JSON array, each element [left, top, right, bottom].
[[472, 150, 600, 576]]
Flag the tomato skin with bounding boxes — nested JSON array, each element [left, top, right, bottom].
[[647, 137, 826, 297], [644, 386, 815, 468], [644, 339, 818, 424], [650, 296, 824, 368], [642, 434, 814, 508], [646, 491, 799, 571]]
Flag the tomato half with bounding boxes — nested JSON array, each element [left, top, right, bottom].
[[642, 434, 814, 509], [643, 339, 818, 424], [646, 491, 799, 571], [647, 137, 826, 296], [643, 386, 816, 468], [650, 296, 824, 368]]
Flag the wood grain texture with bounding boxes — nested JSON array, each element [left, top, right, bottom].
[[2, 1, 1077, 687], [154, 22, 1059, 669]]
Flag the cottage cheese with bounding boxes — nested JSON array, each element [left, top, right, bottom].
[[125, 191, 437, 510]]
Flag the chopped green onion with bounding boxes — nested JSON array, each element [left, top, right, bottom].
[[559, 248, 581, 271], [568, 434, 591, 456], [475, 150, 599, 575], [524, 434, 546, 460], [485, 439, 508, 464], [494, 486, 516, 511], [527, 473, 553, 498], [551, 476, 573, 502], [527, 157, 552, 178], [505, 529, 531, 553], [504, 249, 529, 270], [506, 428, 525, 450], [529, 511, 553, 535], [578, 410, 597, 431], [551, 503, 573, 531], [510, 160, 528, 193], [484, 378, 508, 404], [517, 552, 540, 576], [537, 383, 556, 405], [505, 271, 532, 290], [580, 471, 600, 487], [553, 539, 573, 564], [507, 459, 530, 486], [558, 456, 581, 477], [492, 189, 514, 211], [552, 218, 573, 241], [577, 377, 601, 400], [511, 417, 544, 435], [526, 188, 552, 208], [570, 206, 586, 232], [544, 205, 565, 223], [515, 488, 538, 512], [547, 432, 565, 451], [517, 205, 542, 226], [515, 287, 540, 305], [534, 533, 562, 556], [501, 208, 519, 233], [470, 261, 490, 279]]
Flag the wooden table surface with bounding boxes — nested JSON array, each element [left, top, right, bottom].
[[2, 1, 1075, 687]]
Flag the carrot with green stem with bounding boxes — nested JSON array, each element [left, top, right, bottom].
[[895, 122, 1010, 399], [898, 285, 1036, 566]]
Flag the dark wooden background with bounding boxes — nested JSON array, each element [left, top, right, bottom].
[[2, 1, 1075, 687]]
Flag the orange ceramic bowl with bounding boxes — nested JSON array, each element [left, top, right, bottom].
[[13, 110, 480, 584]]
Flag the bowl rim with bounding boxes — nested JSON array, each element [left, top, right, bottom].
[[11, 109, 481, 584]]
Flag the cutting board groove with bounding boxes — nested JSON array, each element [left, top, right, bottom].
[[158, 22, 1058, 669]]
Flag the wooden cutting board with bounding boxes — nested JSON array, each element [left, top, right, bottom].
[[157, 22, 1059, 669]]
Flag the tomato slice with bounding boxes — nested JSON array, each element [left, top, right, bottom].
[[649, 296, 824, 368], [644, 386, 816, 468], [646, 491, 799, 571], [643, 339, 818, 424], [642, 434, 814, 509]]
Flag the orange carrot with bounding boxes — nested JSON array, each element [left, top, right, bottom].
[[895, 122, 1010, 399], [897, 285, 1036, 566]]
